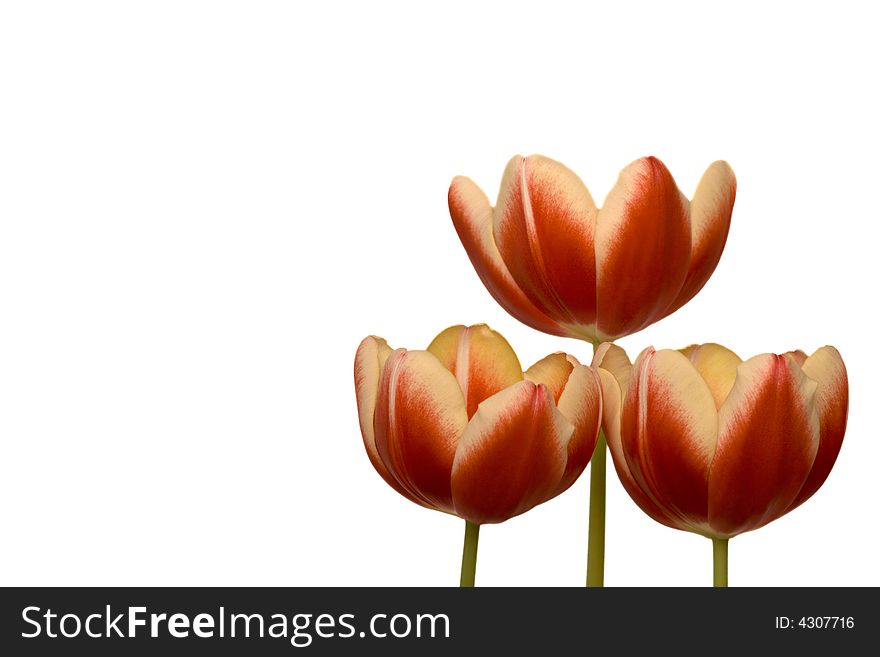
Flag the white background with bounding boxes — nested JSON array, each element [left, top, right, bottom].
[[1, 1, 877, 587]]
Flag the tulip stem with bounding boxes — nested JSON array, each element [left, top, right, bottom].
[[586, 430, 606, 587], [460, 521, 480, 587], [712, 538, 728, 587]]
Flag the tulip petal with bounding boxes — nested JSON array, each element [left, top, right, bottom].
[[595, 157, 691, 339], [555, 365, 602, 494], [664, 161, 736, 316], [524, 352, 577, 402], [680, 343, 742, 409], [709, 354, 819, 536], [427, 324, 523, 418], [449, 176, 566, 337], [592, 342, 632, 397], [622, 349, 718, 531], [789, 346, 848, 509], [374, 349, 468, 513], [355, 337, 421, 503], [598, 367, 679, 529], [784, 349, 808, 366], [493, 155, 599, 334], [451, 381, 570, 524]]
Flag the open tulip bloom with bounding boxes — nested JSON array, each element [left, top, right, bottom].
[[354, 324, 602, 586], [449, 154, 736, 585], [594, 343, 848, 586]]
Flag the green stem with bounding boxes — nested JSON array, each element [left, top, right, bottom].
[[586, 337, 608, 587], [460, 521, 480, 587], [586, 431, 606, 586], [713, 537, 728, 587]]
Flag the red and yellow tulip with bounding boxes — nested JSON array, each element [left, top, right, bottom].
[[448, 155, 736, 343], [355, 324, 603, 525], [595, 343, 848, 542]]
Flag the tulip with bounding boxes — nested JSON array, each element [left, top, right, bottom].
[[448, 155, 736, 344], [449, 154, 736, 585], [594, 342, 848, 586], [355, 324, 602, 586]]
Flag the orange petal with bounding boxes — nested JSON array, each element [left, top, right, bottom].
[[354, 336, 421, 504], [595, 157, 692, 339], [621, 348, 718, 531], [449, 175, 566, 337], [427, 324, 523, 419], [784, 349, 808, 366], [555, 365, 602, 494], [592, 342, 632, 398], [663, 161, 736, 316], [524, 352, 576, 402], [451, 381, 570, 524], [598, 366, 678, 529], [680, 343, 742, 409], [374, 349, 468, 514], [492, 155, 598, 333], [708, 354, 819, 537], [789, 346, 848, 509]]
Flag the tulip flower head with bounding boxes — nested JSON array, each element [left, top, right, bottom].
[[449, 155, 736, 343], [594, 343, 848, 539], [354, 324, 603, 525]]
